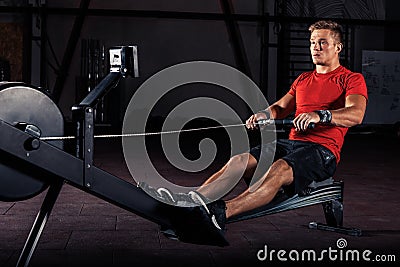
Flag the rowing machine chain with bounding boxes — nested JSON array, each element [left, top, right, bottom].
[[39, 120, 277, 141]]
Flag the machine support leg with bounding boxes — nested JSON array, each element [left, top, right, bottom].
[[323, 199, 344, 227], [16, 180, 64, 267], [309, 200, 362, 237]]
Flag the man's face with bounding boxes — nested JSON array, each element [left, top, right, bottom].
[[310, 29, 341, 66]]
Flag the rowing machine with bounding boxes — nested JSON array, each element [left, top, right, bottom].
[[0, 46, 360, 267], [0, 46, 232, 267]]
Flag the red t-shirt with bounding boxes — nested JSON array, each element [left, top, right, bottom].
[[288, 65, 368, 163]]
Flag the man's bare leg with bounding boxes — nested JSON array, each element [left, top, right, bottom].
[[196, 153, 258, 201], [225, 159, 294, 219]]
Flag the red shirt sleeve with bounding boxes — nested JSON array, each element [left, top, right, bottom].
[[344, 72, 368, 101]]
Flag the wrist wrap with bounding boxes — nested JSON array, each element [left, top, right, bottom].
[[315, 110, 332, 123]]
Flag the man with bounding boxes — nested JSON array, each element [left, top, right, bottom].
[[143, 20, 368, 235]]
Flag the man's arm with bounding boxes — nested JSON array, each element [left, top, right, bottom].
[[267, 93, 296, 119], [293, 94, 367, 131], [330, 94, 367, 126], [246, 93, 296, 129]]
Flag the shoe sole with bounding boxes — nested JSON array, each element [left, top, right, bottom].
[[189, 191, 222, 230], [157, 187, 176, 203]]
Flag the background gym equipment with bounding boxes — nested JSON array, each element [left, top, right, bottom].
[[0, 46, 360, 267]]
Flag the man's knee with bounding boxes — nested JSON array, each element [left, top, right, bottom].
[[271, 159, 294, 186], [225, 153, 257, 178], [227, 153, 257, 169]]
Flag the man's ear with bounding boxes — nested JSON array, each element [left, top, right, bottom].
[[336, 43, 343, 53]]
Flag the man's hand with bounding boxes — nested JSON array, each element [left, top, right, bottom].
[[293, 112, 320, 131], [246, 111, 269, 130]]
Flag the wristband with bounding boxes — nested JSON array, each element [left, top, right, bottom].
[[315, 110, 332, 123], [257, 110, 270, 119]]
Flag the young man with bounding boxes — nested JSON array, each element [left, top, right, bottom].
[[144, 20, 368, 235]]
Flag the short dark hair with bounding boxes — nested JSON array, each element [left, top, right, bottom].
[[309, 20, 343, 44]]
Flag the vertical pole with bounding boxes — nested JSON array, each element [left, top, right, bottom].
[[83, 106, 94, 189], [259, 0, 270, 98], [22, 1, 33, 83], [219, 0, 252, 79], [52, 0, 91, 103], [39, 1, 47, 88], [16, 180, 63, 267]]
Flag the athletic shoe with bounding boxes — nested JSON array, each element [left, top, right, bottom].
[[185, 191, 224, 227], [155, 187, 176, 203], [201, 199, 227, 231], [169, 198, 228, 246], [137, 181, 209, 207], [157, 188, 198, 207], [137, 181, 175, 203], [185, 197, 226, 231]]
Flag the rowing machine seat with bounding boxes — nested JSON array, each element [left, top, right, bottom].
[[226, 177, 346, 230]]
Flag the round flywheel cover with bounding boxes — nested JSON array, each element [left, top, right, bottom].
[[0, 83, 64, 201]]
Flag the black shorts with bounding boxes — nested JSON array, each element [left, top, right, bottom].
[[249, 139, 337, 196]]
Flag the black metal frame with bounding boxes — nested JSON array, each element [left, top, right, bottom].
[[0, 118, 180, 267], [16, 178, 63, 267]]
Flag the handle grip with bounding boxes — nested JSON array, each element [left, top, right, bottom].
[[257, 119, 315, 129]]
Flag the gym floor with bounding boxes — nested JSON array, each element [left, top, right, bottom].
[[0, 129, 399, 266]]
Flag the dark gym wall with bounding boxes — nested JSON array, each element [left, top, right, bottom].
[[384, 0, 400, 52], [33, 0, 274, 124], [2, 0, 396, 126]]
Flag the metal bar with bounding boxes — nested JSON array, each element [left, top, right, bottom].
[[309, 222, 362, 236], [83, 107, 94, 189], [22, 3, 32, 83], [287, 44, 310, 48], [259, 0, 269, 98], [39, 2, 47, 88], [289, 52, 311, 56], [286, 60, 312, 64], [0, 120, 171, 226], [350, 25, 356, 70], [52, 0, 91, 103], [276, 19, 288, 98], [88, 166, 174, 227], [75, 71, 121, 108], [1, 6, 400, 26], [285, 67, 312, 71], [16, 180, 64, 267], [219, 0, 252, 78], [290, 37, 310, 40]]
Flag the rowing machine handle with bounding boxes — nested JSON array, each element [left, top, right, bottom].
[[258, 119, 315, 129]]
